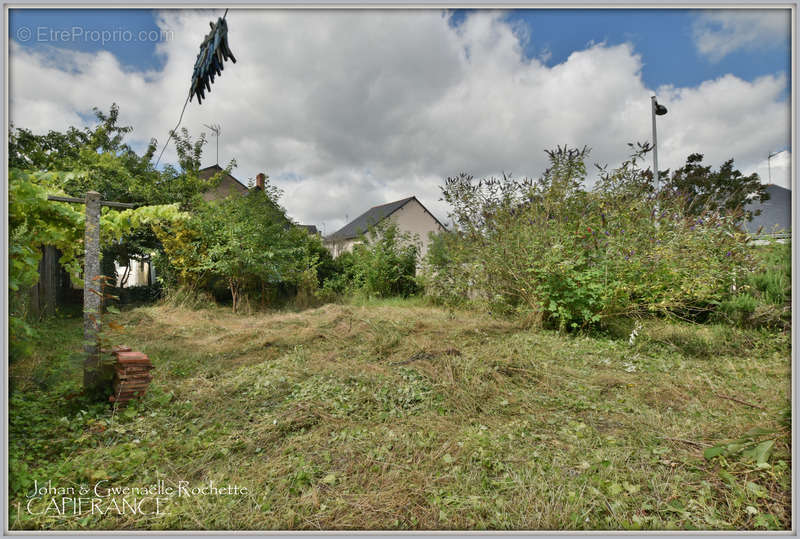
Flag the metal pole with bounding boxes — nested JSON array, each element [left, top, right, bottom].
[[651, 96, 659, 192], [204, 123, 221, 165]]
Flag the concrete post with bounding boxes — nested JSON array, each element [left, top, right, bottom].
[[46, 191, 134, 396], [83, 191, 103, 392]]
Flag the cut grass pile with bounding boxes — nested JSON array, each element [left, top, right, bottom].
[[8, 300, 791, 530]]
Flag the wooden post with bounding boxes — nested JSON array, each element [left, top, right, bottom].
[[40, 246, 59, 316], [29, 246, 58, 319], [83, 191, 103, 391]]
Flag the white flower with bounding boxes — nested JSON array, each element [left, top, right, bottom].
[[628, 322, 643, 346]]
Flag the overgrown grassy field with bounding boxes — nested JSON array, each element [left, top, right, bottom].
[[9, 298, 791, 530]]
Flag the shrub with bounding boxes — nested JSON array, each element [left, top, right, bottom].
[[351, 223, 420, 298], [422, 230, 476, 307], [321, 222, 420, 299], [427, 144, 754, 330], [748, 242, 791, 306], [717, 294, 759, 326], [318, 251, 357, 302], [155, 183, 322, 312], [715, 241, 791, 329]]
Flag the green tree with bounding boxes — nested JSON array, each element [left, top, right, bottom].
[[165, 182, 315, 311], [662, 153, 767, 222], [9, 105, 224, 207]]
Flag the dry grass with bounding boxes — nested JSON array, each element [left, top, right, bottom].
[[8, 300, 791, 530]]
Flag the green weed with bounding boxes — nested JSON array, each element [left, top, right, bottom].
[[8, 300, 791, 530]]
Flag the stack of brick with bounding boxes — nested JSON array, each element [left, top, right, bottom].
[[109, 345, 154, 406]]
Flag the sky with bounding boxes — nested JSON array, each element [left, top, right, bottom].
[[8, 8, 793, 233]]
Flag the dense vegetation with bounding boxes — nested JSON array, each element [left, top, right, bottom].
[[8, 105, 331, 357], [424, 145, 772, 331], [8, 106, 791, 530], [318, 222, 420, 301], [9, 168, 186, 358], [10, 105, 780, 331]]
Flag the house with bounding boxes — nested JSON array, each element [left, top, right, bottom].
[[114, 257, 155, 288], [324, 196, 447, 258], [116, 165, 250, 287], [298, 224, 321, 236], [199, 164, 249, 201], [200, 168, 318, 233], [744, 184, 791, 237]]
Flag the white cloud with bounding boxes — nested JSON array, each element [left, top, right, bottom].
[[656, 73, 790, 186], [9, 10, 792, 233], [693, 9, 790, 62]]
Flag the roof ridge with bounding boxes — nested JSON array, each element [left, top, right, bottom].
[[326, 196, 417, 240], [369, 196, 415, 210]]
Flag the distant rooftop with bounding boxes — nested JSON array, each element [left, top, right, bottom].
[[326, 196, 416, 241], [198, 164, 248, 192], [298, 224, 320, 235]]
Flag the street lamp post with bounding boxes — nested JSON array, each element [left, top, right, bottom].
[[651, 96, 668, 192]]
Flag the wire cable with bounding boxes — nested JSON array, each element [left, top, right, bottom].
[[154, 93, 191, 168]]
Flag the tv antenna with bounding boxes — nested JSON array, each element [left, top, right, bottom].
[[767, 149, 789, 185], [204, 123, 221, 164]]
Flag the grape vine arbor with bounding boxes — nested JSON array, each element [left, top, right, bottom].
[[47, 191, 135, 393]]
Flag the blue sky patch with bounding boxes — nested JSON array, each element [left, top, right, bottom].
[[10, 8, 169, 71]]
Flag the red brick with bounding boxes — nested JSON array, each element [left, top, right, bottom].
[[115, 351, 151, 364]]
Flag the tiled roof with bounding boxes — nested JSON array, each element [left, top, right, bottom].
[[198, 164, 248, 193]]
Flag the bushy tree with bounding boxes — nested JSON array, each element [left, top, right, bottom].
[[156, 181, 319, 311], [662, 153, 767, 222], [318, 222, 420, 299], [10, 105, 226, 207]]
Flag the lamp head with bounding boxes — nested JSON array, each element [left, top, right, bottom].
[[654, 100, 668, 116]]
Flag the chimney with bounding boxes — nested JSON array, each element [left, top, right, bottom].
[[256, 173, 266, 190]]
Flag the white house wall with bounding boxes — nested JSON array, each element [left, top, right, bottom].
[[114, 259, 152, 288], [324, 198, 445, 259], [387, 198, 445, 258], [328, 238, 359, 258]]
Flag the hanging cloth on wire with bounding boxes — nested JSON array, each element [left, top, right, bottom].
[[189, 17, 237, 105]]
